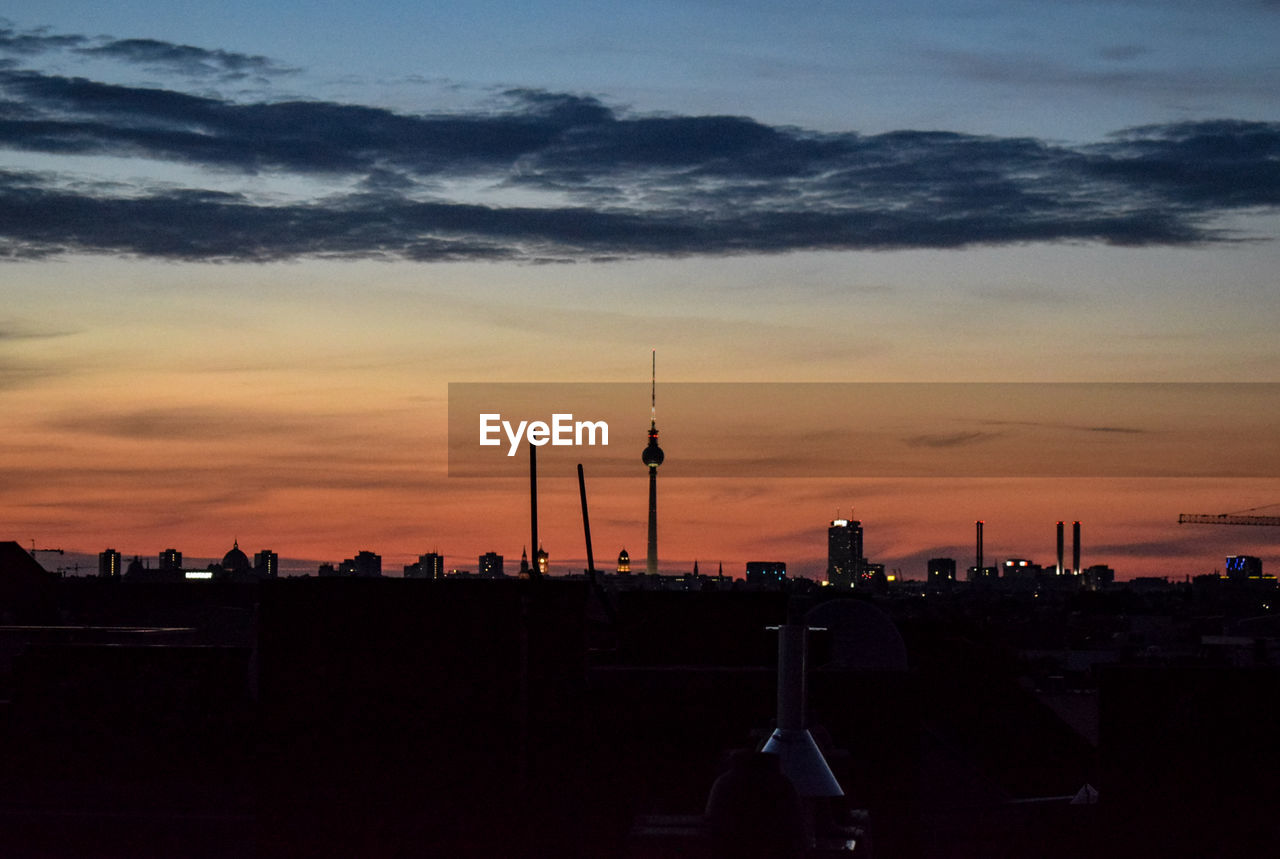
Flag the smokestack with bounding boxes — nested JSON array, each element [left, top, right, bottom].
[[1057, 521, 1065, 576], [976, 520, 984, 578], [1072, 521, 1081, 575]]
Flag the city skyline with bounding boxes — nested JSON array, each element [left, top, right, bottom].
[[3, 4, 1279, 579]]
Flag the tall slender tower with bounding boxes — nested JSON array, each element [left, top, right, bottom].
[[641, 351, 664, 575]]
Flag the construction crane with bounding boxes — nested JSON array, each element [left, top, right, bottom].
[[1179, 513, 1280, 526], [1178, 504, 1280, 527]]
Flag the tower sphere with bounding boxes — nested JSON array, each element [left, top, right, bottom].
[[642, 435, 664, 468]]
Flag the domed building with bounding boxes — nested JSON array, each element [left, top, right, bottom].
[[221, 540, 252, 575], [210, 539, 270, 581]]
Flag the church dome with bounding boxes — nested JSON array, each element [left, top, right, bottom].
[[221, 540, 251, 573]]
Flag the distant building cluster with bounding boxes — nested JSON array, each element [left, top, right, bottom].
[[100, 541, 278, 582], [74, 513, 1278, 597]]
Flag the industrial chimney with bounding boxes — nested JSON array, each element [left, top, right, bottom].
[[1056, 521, 1065, 576], [1072, 521, 1081, 575], [975, 520, 984, 579]]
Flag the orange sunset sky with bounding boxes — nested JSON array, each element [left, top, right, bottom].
[[3, 4, 1280, 578]]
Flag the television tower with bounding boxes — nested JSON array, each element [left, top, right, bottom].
[[642, 350, 664, 575]]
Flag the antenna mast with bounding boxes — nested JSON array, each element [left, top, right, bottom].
[[650, 349, 656, 428]]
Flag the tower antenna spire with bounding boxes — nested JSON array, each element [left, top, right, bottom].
[[650, 349, 656, 429]]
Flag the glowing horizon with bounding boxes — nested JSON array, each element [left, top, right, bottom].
[[2, 6, 1278, 581]]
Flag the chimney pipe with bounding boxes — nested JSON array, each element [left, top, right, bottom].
[[761, 624, 843, 798], [1072, 521, 1081, 575], [528, 442, 541, 581], [975, 520, 984, 579], [1057, 521, 1065, 576]]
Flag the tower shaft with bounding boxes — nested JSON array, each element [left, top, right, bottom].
[[646, 467, 658, 575]]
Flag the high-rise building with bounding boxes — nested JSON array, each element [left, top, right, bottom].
[[827, 518, 863, 587], [535, 546, 549, 577], [745, 561, 787, 584], [254, 549, 279, 579], [98, 548, 121, 579], [159, 548, 182, 572], [479, 552, 504, 578], [338, 550, 382, 578], [616, 548, 630, 575], [406, 552, 444, 580]]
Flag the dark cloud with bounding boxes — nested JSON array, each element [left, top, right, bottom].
[[0, 24, 86, 56], [1088, 120, 1280, 207], [45, 406, 343, 443], [0, 62, 1277, 262], [0, 319, 73, 340], [904, 431, 1003, 449], [0, 23, 292, 79], [73, 38, 296, 79], [983, 419, 1152, 435], [1087, 535, 1231, 559], [1098, 44, 1151, 62]]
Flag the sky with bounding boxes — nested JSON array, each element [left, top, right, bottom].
[[2, 1, 1279, 579]]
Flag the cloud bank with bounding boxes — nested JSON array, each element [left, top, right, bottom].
[[0, 27, 1278, 262]]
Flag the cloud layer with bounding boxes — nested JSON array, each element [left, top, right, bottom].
[[1, 26, 1278, 262]]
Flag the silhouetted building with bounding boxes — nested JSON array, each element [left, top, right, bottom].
[[827, 518, 863, 588], [479, 552, 504, 579], [405, 552, 444, 579], [317, 562, 338, 577], [0, 540, 58, 622], [98, 548, 121, 579], [221, 540, 252, 577], [927, 557, 956, 585], [968, 564, 999, 581], [1084, 563, 1115, 588], [1003, 558, 1041, 580], [745, 561, 787, 584], [255, 549, 279, 579], [536, 546, 549, 577], [1225, 555, 1263, 581], [863, 561, 888, 590], [338, 551, 381, 578], [617, 548, 631, 575], [159, 548, 182, 572]]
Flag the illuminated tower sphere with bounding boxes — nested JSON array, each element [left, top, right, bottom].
[[642, 351, 663, 575]]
